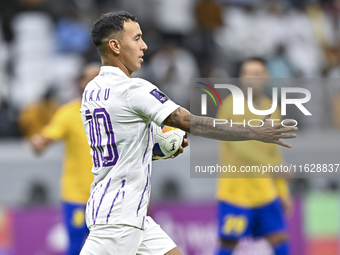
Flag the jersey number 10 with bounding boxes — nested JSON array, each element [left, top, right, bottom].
[[85, 108, 119, 167]]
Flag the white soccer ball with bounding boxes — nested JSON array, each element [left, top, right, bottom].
[[152, 125, 186, 159]]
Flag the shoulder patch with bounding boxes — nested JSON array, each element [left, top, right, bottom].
[[150, 89, 169, 104]]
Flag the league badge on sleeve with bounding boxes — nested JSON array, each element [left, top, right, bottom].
[[150, 89, 169, 104]]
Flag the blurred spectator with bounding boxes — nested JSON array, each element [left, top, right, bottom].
[[148, 38, 199, 108], [152, 0, 196, 36], [325, 42, 340, 128], [10, 11, 56, 108], [115, 0, 154, 27], [306, 2, 336, 71], [0, 99, 21, 137], [19, 0, 47, 5], [0, 19, 10, 107], [265, 45, 294, 107], [18, 87, 60, 138], [264, 1, 290, 57], [285, 3, 324, 77], [0, 0, 19, 43], [330, 88, 340, 128], [55, 7, 92, 54], [267, 45, 294, 79], [323, 0, 340, 41], [195, 0, 223, 30], [215, 3, 287, 75], [194, 0, 223, 63], [201, 61, 229, 78], [326, 41, 340, 78]]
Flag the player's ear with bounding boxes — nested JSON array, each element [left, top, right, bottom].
[[108, 39, 120, 55]]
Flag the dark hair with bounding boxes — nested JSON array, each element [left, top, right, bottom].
[[91, 11, 137, 51]]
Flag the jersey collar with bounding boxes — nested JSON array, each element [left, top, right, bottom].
[[99, 66, 129, 79]]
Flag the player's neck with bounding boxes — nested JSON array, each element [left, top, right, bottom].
[[101, 57, 132, 77]]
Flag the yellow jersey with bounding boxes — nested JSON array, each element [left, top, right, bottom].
[[216, 94, 289, 207], [19, 99, 60, 138], [42, 99, 93, 204]]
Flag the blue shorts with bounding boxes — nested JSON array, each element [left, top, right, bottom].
[[217, 199, 286, 240], [62, 201, 89, 255]]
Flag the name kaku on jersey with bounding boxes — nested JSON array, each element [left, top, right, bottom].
[[83, 88, 111, 102]]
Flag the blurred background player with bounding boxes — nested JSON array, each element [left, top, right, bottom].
[[18, 86, 60, 138], [29, 63, 100, 255], [215, 57, 291, 255]]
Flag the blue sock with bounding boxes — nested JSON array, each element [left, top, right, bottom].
[[215, 246, 233, 255], [273, 241, 289, 255]]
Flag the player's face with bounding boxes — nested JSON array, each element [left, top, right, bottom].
[[119, 20, 148, 75], [240, 61, 268, 93]]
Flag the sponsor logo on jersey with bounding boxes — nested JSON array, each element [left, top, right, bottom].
[[150, 89, 169, 104]]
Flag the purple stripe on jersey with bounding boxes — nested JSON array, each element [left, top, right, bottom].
[[147, 167, 151, 196], [106, 179, 126, 223], [142, 121, 152, 164], [92, 198, 95, 223], [91, 183, 102, 223], [93, 112, 104, 165], [137, 164, 150, 216], [94, 178, 111, 224], [151, 123, 155, 146], [89, 118, 100, 167]]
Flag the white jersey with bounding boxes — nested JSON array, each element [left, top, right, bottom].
[[80, 66, 179, 229]]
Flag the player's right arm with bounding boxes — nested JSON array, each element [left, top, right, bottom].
[[162, 107, 298, 148], [29, 103, 69, 154]]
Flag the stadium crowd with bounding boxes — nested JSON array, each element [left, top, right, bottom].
[[1, 0, 340, 138]]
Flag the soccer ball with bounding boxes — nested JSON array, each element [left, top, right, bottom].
[[153, 125, 186, 159]]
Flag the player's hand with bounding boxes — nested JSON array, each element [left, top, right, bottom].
[[250, 114, 298, 148], [29, 134, 52, 154], [170, 132, 189, 159]]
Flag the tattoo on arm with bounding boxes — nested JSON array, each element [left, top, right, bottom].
[[191, 115, 252, 141], [163, 107, 253, 141], [163, 107, 190, 132]]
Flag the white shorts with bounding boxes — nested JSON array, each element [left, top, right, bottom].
[[80, 216, 177, 255]]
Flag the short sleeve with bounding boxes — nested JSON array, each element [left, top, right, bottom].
[[41, 105, 69, 140], [128, 79, 180, 126]]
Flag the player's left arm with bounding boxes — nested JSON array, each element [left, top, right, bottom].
[[162, 107, 297, 148]]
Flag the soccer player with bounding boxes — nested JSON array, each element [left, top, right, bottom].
[[30, 63, 100, 255], [215, 57, 291, 255], [79, 12, 297, 255]]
